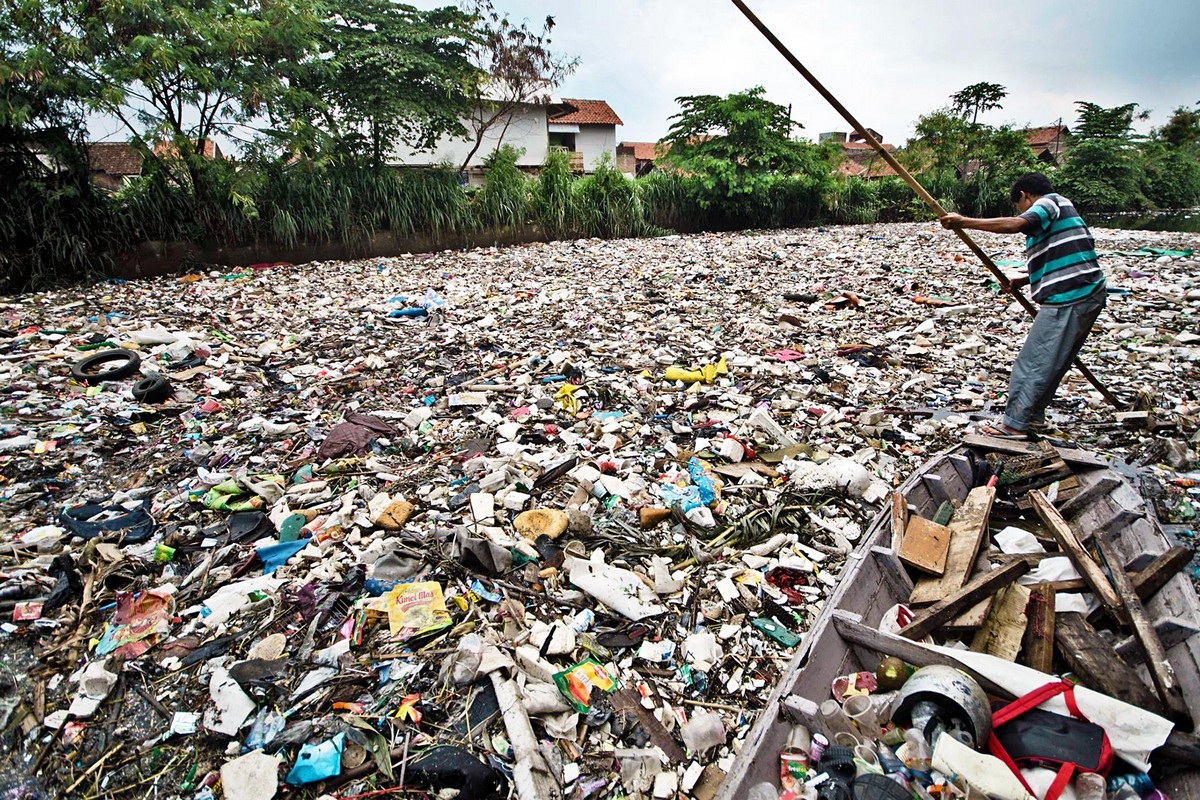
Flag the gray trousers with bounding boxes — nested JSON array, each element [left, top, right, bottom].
[[1003, 286, 1106, 431]]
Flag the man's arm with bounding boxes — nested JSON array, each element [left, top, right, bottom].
[[939, 213, 1029, 234]]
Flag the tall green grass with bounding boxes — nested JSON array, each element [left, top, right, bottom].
[[534, 148, 575, 239], [639, 170, 695, 232], [475, 145, 530, 230], [826, 177, 880, 224], [574, 154, 650, 239]]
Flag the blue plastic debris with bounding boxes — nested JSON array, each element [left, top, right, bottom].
[[256, 538, 311, 575], [286, 732, 345, 785]]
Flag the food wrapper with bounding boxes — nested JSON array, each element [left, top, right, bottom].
[[780, 751, 809, 792], [384, 582, 451, 641], [553, 658, 617, 712]]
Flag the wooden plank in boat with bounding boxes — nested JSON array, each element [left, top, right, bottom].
[[1058, 474, 1123, 519], [902, 559, 1029, 640], [1115, 618, 1200, 660], [962, 433, 1110, 468], [897, 516, 951, 575], [891, 492, 909, 553], [943, 597, 993, 632], [871, 546, 914, 601], [943, 552, 996, 632], [1055, 612, 1165, 715], [1086, 547, 1193, 624], [948, 454, 975, 489], [971, 582, 1032, 661], [830, 610, 1009, 696], [922, 474, 952, 507], [1023, 585, 1056, 672], [909, 484, 995, 605], [1014, 475, 1080, 510], [1096, 530, 1189, 719], [1029, 489, 1125, 619]]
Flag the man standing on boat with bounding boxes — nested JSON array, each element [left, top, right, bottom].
[[938, 173, 1107, 439]]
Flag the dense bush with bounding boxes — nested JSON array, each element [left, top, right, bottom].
[[875, 177, 926, 222], [0, 135, 115, 291], [1140, 144, 1200, 210], [1054, 140, 1148, 212], [638, 170, 697, 232]]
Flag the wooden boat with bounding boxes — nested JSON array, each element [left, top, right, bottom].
[[718, 434, 1200, 799]]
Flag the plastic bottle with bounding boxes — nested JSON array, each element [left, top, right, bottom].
[[844, 694, 881, 736], [902, 729, 933, 785], [810, 733, 830, 764], [787, 724, 813, 755], [875, 742, 910, 778], [819, 699, 859, 739]]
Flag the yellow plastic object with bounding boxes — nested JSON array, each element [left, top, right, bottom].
[[664, 356, 728, 384], [555, 382, 581, 414]]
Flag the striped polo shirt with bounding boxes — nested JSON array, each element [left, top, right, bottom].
[[1018, 193, 1105, 304]]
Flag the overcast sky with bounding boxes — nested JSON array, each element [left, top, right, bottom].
[[435, 0, 1200, 145]]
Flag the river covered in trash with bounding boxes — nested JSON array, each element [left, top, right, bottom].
[[0, 221, 1197, 799]]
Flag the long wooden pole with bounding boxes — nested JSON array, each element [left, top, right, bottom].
[[729, 0, 1122, 409]]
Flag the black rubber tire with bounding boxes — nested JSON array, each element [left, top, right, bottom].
[[132, 375, 173, 403], [70, 349, 141, 384]]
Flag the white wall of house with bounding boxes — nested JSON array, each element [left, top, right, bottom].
[[390, 104, 550, 170], [576, 125, 617, 171]]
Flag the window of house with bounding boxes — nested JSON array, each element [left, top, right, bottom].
[[549, 132, 577, 152]]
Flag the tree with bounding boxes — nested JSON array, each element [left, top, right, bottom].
[[901, 109, 1036, 215], [296, 0, 481, 167], [1, 3, 117, 287], [904, 110, 978, 177], [1055, 139, 1146, 211], [5, 0, 322, 192], [660, 86, 830, 212], [1055, 101, 1152, 212], [949, 82, 1007, 124], [457, 1, 577, 172], [1158, 104, 1200, 150], [1140, 142, 1200, 209], [1072, 101, 1148, 141]]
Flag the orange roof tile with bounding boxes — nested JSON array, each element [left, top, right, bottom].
[[618, 141, 667, 160], [554, 99, 623, 126], [88, 143, 144, 176], [1023, 125, 1068, 146], [841, 141, 896, 151]]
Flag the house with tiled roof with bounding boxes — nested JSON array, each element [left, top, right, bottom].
[[390, 97, 624, 185], [87, 143, 145, 191], [820, 131, 899, 180], [1022, 124, 1069, 166], [548, 99, 622, 172], [616, 141, 668, 176], [88, 139, 226, 191]]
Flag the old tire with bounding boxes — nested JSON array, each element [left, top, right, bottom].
[[132, 375, 173, 403], [70, 349, 141, 384]]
